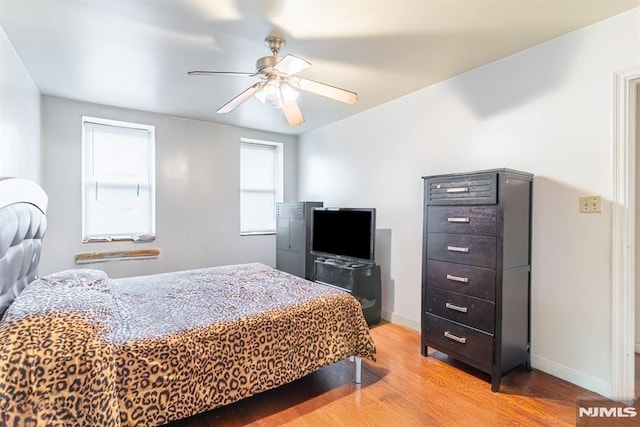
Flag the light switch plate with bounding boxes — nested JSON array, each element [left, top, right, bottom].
[[579, 196, 601, 213]]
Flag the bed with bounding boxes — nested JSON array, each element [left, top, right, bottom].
[[0, 178, 376, 426]]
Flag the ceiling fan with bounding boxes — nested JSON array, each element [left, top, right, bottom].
[[188, 36, 358, 127]]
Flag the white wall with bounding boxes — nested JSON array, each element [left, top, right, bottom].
[[0, 26, 41, 182], [41, 96, 297, 278], [298, 9, 640, 397]]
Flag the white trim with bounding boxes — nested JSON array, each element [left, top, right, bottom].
[[612, 65, 640, 403], [82, 116, 155, 133], [382, 309, 420, 332], [532, 354, 613, 398]]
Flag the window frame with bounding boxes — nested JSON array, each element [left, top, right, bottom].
[[81, 116, 156, 242], [239, 137, 284, 236]]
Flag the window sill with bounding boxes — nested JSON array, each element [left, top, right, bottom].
[[82, 235, 156, 244], [240, 231, 276, 236]]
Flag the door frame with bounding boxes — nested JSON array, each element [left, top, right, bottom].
[[612, 65, 640, 403]]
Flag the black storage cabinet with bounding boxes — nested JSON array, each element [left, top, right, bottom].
[[276, 201, 323, 280], [421, 168, 533, 391]]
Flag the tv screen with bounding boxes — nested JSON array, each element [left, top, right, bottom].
[[311, 208, 376, 263]]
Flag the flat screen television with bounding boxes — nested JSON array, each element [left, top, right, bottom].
[[311, 207, 376, 264]]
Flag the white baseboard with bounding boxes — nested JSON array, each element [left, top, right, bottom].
[[381, 309, 420, 332], [532, 354, 613, 399], [635, 341, 640, 353]]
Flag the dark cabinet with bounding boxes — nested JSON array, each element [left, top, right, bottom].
[[421, 168, 533, 391], [276, 201, 323, 279], [314, 259, 381, 326]]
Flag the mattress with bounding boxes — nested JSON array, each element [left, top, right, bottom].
[[0, 263, 376, 426]]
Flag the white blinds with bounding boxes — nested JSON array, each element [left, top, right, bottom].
[[82, 118, 155, 241], [240, 142, 278, 234]]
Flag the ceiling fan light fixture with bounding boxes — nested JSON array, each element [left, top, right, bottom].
[[254, 79, 299, 108], [280, 81, 299, 105], [188, 34, 357, 125]]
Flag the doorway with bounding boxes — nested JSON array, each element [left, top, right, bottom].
[[635, 82, 640, 404], [630, 82, 640, 402], [612, 66, 640, 403]]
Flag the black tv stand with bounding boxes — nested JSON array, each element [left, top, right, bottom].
[[313, 258, 381, 325]]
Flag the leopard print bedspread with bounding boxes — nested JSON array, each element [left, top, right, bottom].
[[0, 263, 376, 426]]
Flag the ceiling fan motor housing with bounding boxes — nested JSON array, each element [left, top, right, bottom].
[[256, 56, 284, 74]]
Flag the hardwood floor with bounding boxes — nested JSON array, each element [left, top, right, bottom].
[[166, 322, 627, 426]]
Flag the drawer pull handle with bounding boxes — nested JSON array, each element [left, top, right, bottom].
[[447, 217, 470, 223], [444, 331, 467, 344], [447, 245, 469, 253], [446, 302, 468, 313], [446, 274, 469, 283], [446, 187, 469, 193]]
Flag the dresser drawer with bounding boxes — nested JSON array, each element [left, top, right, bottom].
[[427, 206, 497, 236], [426, 173, 497, 206], [426, 260, 495, 300], [426, 287, 495, 333], [425, 314, 493, 371], [426, 233, 497, 268]]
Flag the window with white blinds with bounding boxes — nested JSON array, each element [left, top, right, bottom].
[[82, 117, 156, 242], [240, 139, 283, 234]]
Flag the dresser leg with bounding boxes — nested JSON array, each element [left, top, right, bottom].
[[491, 375, 501, 392]]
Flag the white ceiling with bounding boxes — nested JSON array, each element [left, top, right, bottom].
[[1, 0, 638, 135]]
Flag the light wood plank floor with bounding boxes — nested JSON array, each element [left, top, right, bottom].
[[167, 322, 631, 426]]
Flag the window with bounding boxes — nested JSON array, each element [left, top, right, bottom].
[[240, 138, 283, 234], [82, 117, 156, 242]]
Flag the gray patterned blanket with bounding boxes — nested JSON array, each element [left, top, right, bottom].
[[0, 263, 376, 426]]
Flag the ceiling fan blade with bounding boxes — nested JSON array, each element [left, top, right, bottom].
[[274, 55, 311, 76], [188, 71, 255, 77], [282, 101, 305, 126], [217, 83, 262, 114], [295, 77, 358, 104]]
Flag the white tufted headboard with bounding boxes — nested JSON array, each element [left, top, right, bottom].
[[0, 178, 48, 319]]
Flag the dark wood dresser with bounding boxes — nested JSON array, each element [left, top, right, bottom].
[[421, 168, 533, 391]]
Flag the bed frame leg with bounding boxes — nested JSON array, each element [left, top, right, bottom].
[[350, 356, 362, 384]]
